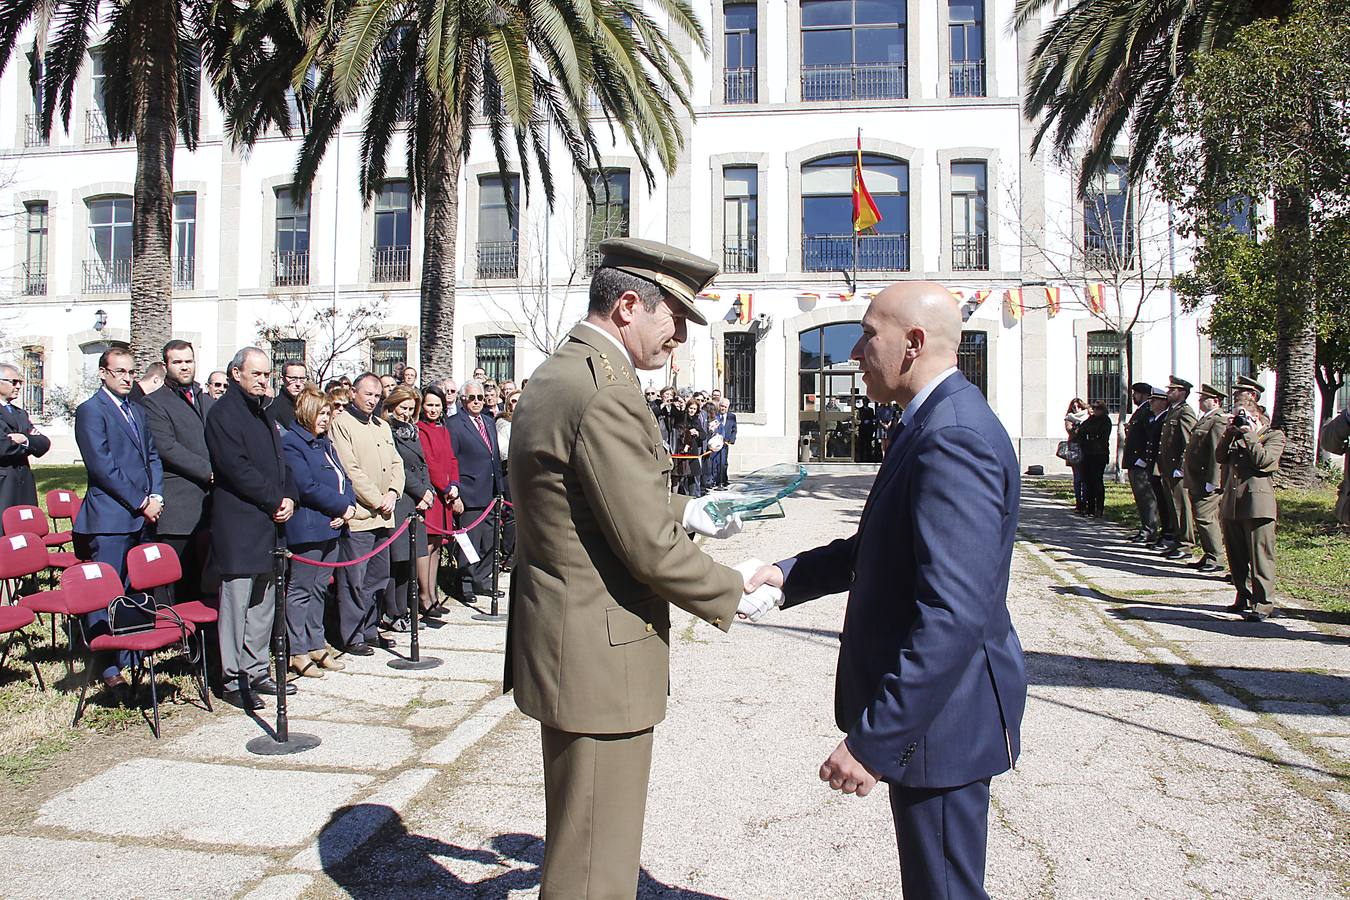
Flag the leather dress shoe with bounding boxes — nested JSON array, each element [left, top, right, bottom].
[[252, 676, 298, 696], [1197, 560, 1220, 573], [375, 636, 395, 650], [383, 616, 411, 633], [1243, 609, 1271, 622], [223, 688, 264, 710], [1225, 598, 1249, 613], [1127, 531, 1146, 543], [343, 642, 375, 656], [1164, 548, 1188, 560]]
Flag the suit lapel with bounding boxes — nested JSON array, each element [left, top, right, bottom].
[[100, 389, 143, 449]]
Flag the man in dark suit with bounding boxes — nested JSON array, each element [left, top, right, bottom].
[[0, 362, 51, 510], [139, 340, 214, 601], [73, 346, 164, 690], [270, 360, 306, 430], [445, 379, 505, 603], [718, 397, 737, 487], [747, 282, 1026, 899]]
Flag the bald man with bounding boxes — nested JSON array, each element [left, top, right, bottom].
[[747, 282, 1026, 899]]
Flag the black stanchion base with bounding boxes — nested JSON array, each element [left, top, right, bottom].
[[388, 655, 443, 670], [246, 732, 321, 756], [471, 611, 508, 623]]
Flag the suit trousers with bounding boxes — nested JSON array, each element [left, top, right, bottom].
[[217, 574, 275, 687], [1150, 475, 1173, 539], [1163, 474, 1194, 545], [338, 528, 390, 647], [286, 541, 337, 655], [73, 530, 142, 680], [1223, 517, 1276, 613], [540, 724, 654, 900], [890, 778, 993, 900], [1188, 490, 1225, 564], [1127, 466, 1160, 536], [456, 507, 497, 599]]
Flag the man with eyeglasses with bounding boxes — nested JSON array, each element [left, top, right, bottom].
[[206, 371, 228, 400], [0, 361, 51, 510], [270, 360, 308, 429], [445, 379, 505, 604], [435, 378, 459, 416], [73, 346, 165, 695]]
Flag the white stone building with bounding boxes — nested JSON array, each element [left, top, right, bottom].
[[1, 0, 1318, 467]]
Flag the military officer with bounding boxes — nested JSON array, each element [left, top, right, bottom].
[[1183, 384, 1229, 573], [1216, 378, 1284, 620], [1144, 387, 1172, 548], [1121, 382, 1160, 542], [1320, 402, 1350, 527], [505, 237, 770, 898], [1156, 376, 1197, 559]]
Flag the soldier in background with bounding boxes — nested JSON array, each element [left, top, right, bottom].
[[1156, 376, 1197, 560], [1321, 401, 1350, 527], [1121, 382, 1159, 542], [1217, 378, 1284, 621], [1144, 387, 1172, 548], [1183, 384, 1229, 573]]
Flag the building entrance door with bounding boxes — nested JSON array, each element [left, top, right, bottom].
[[798, 322, 881, 462]]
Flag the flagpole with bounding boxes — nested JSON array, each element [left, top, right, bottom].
[[852, 128, 860, 297]]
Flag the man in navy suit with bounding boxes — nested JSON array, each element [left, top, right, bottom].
[[73, 346, 165, 690], [445, 379, 505, 603], [747, 282, 1026, 899]]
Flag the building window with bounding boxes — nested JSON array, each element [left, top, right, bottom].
[[802, 154, 909, 272], [948, 0, 985, 97], [87, 48, 113, 144], [951, 161, 988, 271], [476, 335, 515, 384], [1087, 330, 1124, 414], [173, 193, 196, 290], [725, 3, 758, 103], [85, 196, 133, 293], [21, 347, 44, 415], [372, 181, 412, 282], [477, 174, 520, 279], [801, 0, 906, 101], [275, 187, 310, 286], [1220, 196, 1254, 235], [1084, 160, 1133, 269], [799, 322, 875, 462], [270, 338, 307, 391], [585, 169, 630, 274], [723, 166, 759, 274], [25, 52, 47, 147], [1210, 342, 1254, 401], [370, 337, 407, 377], [23, 201, 47, 295], [723, 332, 757, 413], [957, 331, 987, 396]]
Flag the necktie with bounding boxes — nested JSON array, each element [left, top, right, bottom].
[[473, 416, 491, 448], [121, 401, 141, 444], [185, 389, 195, 406], [885, 419, 906, 455]]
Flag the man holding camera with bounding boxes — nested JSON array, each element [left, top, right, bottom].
[[1322, 401, 1350, 527], [1217, 375, 1284, 621]]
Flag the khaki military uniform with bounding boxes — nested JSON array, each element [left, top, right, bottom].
[[1157, 401, 1197, 546], [1217, 424, 1284, 616], [1183, 408, 1229, 565], [1320, 410, 1350, 526], [505, 324, 743, 898]]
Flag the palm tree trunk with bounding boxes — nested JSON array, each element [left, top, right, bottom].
[[1270, 186, 1317, 485], [127, 0, 178, 372], [419, 113, 463, 382]]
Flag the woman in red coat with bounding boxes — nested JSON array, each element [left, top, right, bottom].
[[418, 386, 463, 617]]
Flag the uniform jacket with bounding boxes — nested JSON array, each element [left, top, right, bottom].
[[329, 404, 405, 532], [0, 402, 51, 509], [73, 389, 163, 535], [1217, 424, 1284, 521], [1121, 403, 1152, 463], [781, 372, 1027, 788], [1075, 412, 1112, 459], [504, 324, 743, 734], [445, 410, 504, 509], [280, 423, 355, 546], [1183, 408, 1229, 495], [1157, 401, 1197, 477], [205, 383, 295, 575], [1320, 410, 1350, 525], [138, 382, 214, 536]]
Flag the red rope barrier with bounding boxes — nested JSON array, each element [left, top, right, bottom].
[[671, 450, 715, 460], [424, 500, 498, 537], [288, 516, 413, 568]]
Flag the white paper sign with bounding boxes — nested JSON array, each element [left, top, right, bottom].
[[19, 508, 33, 520], [144, 545, 161, 561], [59, 492, 70, 501], [82, 563, 102, 579], [9, 535, 25, 549], [454, 532, 480, 565]]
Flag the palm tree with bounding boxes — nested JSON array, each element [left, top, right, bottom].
[[231, 0, 702, 381], [0, 0, 256, 371]]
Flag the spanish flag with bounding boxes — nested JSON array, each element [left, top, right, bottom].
[[1005, 289, 1023, 320], [1086, 282, 1106, 314], [852, 133, 882, 234], [973, 289, 992, 307], [1045, 286, 1061, 318], [736, 292, 753, 325]]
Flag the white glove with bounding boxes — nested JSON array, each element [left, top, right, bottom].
[[1133, 459, 1146, 468], [682, 494, 744, 539], [733, 558, 783, 621], [1172, 468, 1182, 478], [708, 434, 725, 452]]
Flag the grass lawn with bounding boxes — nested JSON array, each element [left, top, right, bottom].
[[1038, 478, 1350, 615], [33, 464, 88, 507]]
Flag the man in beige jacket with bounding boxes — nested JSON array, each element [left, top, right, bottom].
[[505, 238, 771, 898], [330, 372, 404, 654]]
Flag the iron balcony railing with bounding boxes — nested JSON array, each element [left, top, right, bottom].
[[949, 60, 986, 98], [371, 245, 412, 283], [951, 233, 989, 271], [724, 237, 758, 274], [803, 233, 910, 272], [1083, 229, 1134, 269], [85, 109, 114, 145], [173, 255, 194, 290], [24, 114, 48, 147], [476, 240, 519, 279], [801, 62, 906, 101], [21, 264, 46, 296], [273, 250, 310, 286], [724, 67, 757, 104], [84, 258, 132, 293], [584, 246, 604, 275]]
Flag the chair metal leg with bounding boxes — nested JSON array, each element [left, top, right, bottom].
[[21, 631, 44, 690], [147, 654, 161, 739], [71, 655, 92, 727], [0, 632, 12, 672], [198, 634, 213, 711]]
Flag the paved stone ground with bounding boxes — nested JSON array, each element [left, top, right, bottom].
[[3, 474, 1347, 898]]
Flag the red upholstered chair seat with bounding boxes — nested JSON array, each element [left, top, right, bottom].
[[47, 551, 79, 569], [89, 620, 195, 653], [44, 530, 73, 547], [18, 589, 69, 616], [169, 600, 218, 625], [0, 605, 36, 632]]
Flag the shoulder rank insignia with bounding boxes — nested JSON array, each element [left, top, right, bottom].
[[598, 352, 617, 383]]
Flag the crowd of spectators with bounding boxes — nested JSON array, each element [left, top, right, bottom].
[[646, 386, 739, 497]]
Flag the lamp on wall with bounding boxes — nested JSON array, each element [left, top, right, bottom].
[[93, 309, 107, 332], [724, 296, 743, 325]]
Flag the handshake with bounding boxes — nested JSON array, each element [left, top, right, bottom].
[[679, 495, 785, 622]]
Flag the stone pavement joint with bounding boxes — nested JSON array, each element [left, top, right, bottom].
[[421, 693, 518, 765]]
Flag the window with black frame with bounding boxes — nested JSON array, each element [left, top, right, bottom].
[[948, 0, 985, 97], [950, 161, 988, 270], [476, 335, 515, 384], [1087, 330, 1124, 413], [173, 193, 196, 290], [86, 196, 133, 293], [373, 181, 412, 282], [801, 0, 906, 100], [1084, 161, 1134, 269], [957, 331, 987, 395], [1210, 342, 1254, 401], [21, 347, 43, 416], [23, 201, 47, 295], [275, 188, 310, 286], [802, 154, 909, 272], [724, 167, 759, 274], [371, 337, 408, 377], [723, 332, 757, 413], [585, 170, 630, 274], [725, 3, 758, 103]]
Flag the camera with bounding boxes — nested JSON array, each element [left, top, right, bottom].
[[1233, 407, 1252, 428]]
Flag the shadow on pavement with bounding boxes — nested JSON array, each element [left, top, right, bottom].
[[320, 806, 726, 898]]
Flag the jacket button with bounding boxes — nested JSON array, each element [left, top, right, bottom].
[[712, 617, 723, 627], [850, 571, 856, 583], [645, 623, 654, 633]]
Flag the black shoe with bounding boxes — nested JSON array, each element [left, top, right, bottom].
[[223, 688, 264, 710], [1226, 597, 1249, 613], [252, 677, 298, 696], [1197, 560, 1220, 573], [1127, 531, 1146, 542], [343, 642, 375, 656], [421, 604, 446, 620], [375, 636, 395, 650], [383, 616, 411, 633], [1243, 609, 1270, 622], [1164, 548, 1187, 560]]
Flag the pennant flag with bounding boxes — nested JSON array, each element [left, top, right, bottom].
[[973, 289, 993, 307], [835, 291, 855, 303], [948, 288, 965, 304], [1045, 286, 1061, 318], [736, 292, 753, 325], [1086, 282, 1106, 314], [698, 291, 722, 301], [1005, 289, 1023, 320], [852, 132, 882, 234]]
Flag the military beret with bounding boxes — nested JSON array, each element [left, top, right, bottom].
[[1199, 383, 1226, 401], [597, 237, 717, 326], [1130, 382, 1152, 394], [1167, 375, 1193, 391], [1232, 374, 1264, 395], [1150, 387, 1169, 400]]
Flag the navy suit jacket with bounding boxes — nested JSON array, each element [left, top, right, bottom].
[[782, 372, 1027, 789], [445, 411, 505, 509], [74, 388, 164, 535]]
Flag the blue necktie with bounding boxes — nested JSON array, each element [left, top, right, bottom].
[[120, 400, 141, 444]]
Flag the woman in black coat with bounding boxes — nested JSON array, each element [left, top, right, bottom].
[[383, 386, 434, 632], [1076, 401, 1114, 517], [673, 397, 707, 498]]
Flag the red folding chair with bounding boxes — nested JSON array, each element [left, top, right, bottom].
[[126, 542, 216, 711], [1, 506, 78, 573], [0, 604, 43, 689], [44, 489, 81, 543], [0, 531, 51, 606], [61, 561, 199, 739]]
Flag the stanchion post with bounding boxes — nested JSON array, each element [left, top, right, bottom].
[[389, 513, 442, 670], [471, 497, 508, 622]]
